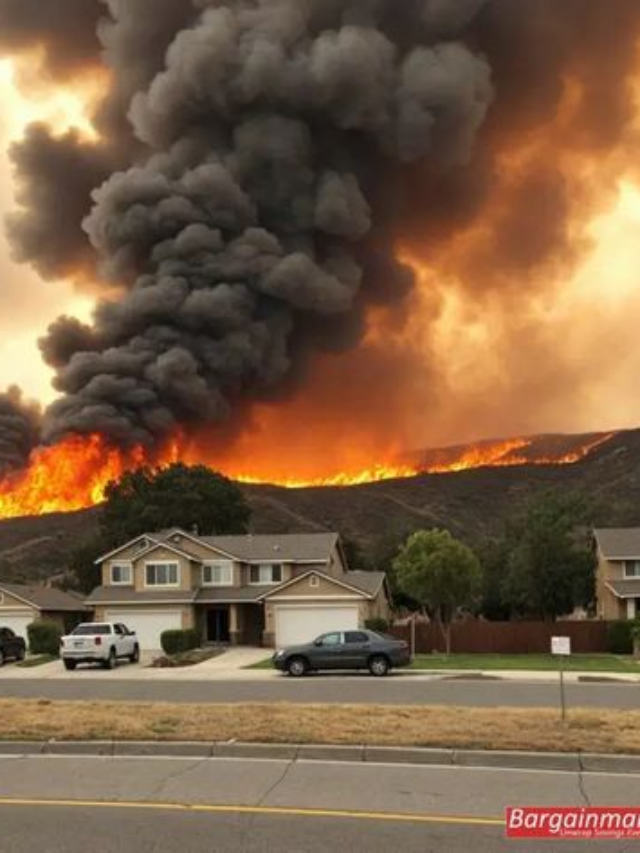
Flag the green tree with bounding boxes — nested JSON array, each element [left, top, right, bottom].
[[100, 463, 251, 545], [67, 534, 106, 594], [478, 539, 512, 621], [499, 492, 596, 620], [394, 529, 482, 654]]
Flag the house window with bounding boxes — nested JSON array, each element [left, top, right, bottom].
[[202, 563, 233, 586], [110, 564, 132, 585], [309, 575, 320, 588], [249, 564, 283, 585], [145, 562, 179, 587], [624, 561, 640, 578]]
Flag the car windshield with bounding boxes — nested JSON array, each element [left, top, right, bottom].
[[71, 624, 111, 636]]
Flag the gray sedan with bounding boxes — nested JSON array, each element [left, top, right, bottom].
[[272, 629, 411, 677]]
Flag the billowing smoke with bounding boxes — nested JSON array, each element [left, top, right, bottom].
[[3, 0, 640, 458], [0, 388, 41, 475], [34, 0, 493, 446]]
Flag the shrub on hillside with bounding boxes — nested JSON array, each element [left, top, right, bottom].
[[606, 620, 634, 655], [160, 629, 200, 656], [27, 620, 62, 656]]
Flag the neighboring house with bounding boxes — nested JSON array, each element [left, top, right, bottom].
[[0, 583, 89, 638], [594, 528, 640, 619], [87, 529, 389, 650]]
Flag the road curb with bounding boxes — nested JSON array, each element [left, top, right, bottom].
[[0, 741, 639, 774]]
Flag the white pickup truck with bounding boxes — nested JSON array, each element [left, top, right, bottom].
[[60, 622, 140, 671]]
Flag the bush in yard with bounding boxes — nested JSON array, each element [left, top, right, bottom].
[[365, 617, 390, 633], [27, 620, 62, 656], [606, 621, 634, 655], [160, 629, 200, 656], [630, 620, 640, 658]]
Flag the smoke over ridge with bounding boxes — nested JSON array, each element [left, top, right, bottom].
[[1, 0, 640, 470]]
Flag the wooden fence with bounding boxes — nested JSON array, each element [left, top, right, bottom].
[[389, 620, 610, 654]]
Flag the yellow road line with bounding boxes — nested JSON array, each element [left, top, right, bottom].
[[0, 797, 504, 827]]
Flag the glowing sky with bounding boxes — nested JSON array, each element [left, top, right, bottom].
[[0, 59, 93, 404], [1, 57, 640, 441]]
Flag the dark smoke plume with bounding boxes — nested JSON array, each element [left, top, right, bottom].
[[3, 0, 640, 453], [0, 388, 41, 476], [37, 0, 493, 446]]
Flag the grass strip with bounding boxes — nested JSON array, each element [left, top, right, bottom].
[[1, 699, 639, 754]]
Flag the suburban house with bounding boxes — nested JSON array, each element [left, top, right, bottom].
[[0, 583, 89, 637], [87, 529, 390, 650], [594, 528, 640, 619]]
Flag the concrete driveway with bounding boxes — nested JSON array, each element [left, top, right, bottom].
[[0, 646, 271, 681]]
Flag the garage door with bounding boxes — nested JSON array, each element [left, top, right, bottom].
[[104, 610, 182, 651], [0, 612, 36, 641], [274, 605, 359, 647]]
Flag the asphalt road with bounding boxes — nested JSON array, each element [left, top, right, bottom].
[[0, 675, 638, 707], [0, 754, 637, 852]]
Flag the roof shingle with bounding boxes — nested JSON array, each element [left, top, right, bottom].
[[0, 583, 89, 612], [594, 528, 640, 559]]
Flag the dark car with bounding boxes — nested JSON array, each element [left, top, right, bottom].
[[272, 629, 411, 677], [0, 627, 26, 665]]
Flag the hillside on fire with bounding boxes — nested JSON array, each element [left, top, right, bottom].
[[0, 428, 638, 586]]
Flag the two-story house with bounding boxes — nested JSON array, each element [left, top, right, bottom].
[[87, 529, 390, 650], [594, 528, 640, 619]]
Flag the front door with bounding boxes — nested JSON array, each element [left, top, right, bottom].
[[207, 608, 230, 644]]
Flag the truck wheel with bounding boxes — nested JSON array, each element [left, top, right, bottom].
[[129, 644, 140, 664], [104, 648, 117, 670], [63, 660, 77, 671]]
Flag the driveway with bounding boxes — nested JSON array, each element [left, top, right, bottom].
[[0, 646, 271, 681]]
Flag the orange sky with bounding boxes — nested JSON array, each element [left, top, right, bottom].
[[1, 57, 640, 447]]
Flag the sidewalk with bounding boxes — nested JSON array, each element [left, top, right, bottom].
[[1, 654, 639, 683]]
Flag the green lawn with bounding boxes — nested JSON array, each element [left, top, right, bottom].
[[247, 653, 639, 674], [410, 654, 640, 673], [246, 657, 275, 670]]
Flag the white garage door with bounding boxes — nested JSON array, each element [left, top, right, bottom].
[[274, 605, 359, 647], [0, 612, 35, 641], [104, 610, 182, 651]]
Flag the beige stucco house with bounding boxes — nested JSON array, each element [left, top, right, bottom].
[[0, 583, 89, 638], [594, 528, 640, 619], [87, 529, 390, 650]]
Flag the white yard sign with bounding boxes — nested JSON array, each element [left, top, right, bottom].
[[551, 636, 571, 656]]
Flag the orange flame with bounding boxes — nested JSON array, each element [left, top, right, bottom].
[[0, 431, 616, 521]]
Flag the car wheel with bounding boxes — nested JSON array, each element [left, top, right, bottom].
[[129, 644, 140, 664], [16, 647, 25, 662], [0, 650, 4, 667], [63, 660, 77, 671], [368, 655, 390, 677], [287, 656, 308, 677], [104, 648, 117, 670]]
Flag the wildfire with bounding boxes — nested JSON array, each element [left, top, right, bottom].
[[0, 431, 617, 521]]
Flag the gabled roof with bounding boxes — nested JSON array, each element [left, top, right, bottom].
[[200, 532, 339, 563], [594, 528, 640, 560], [344, 571, 386, 597], [605, 579, 640, 599], [96, 530, 338, 565], [262, 569, 382, 600], [0, 583, 89, 612]]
